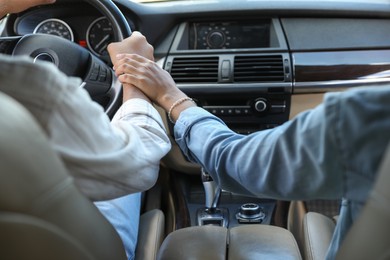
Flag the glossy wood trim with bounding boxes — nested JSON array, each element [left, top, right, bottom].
[[293, 50, 390, 83]]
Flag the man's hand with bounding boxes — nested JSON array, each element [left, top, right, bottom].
[[107, 31, 154, 67], [107, 31, 154, 103], [2, 0, 55, 16]]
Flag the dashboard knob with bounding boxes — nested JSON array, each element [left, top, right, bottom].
[[254, 99, 268, 112], [239, 203, 261, 217], [207, 31, 225, 48], [235, 203, 265, 223]]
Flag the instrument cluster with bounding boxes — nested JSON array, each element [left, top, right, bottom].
[[32, 17, 114, 59], [14, 4, 136, 61]]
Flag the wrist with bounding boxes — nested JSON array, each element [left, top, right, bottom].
[[122, 84, 151, 103], [167, 97, 197, 124]]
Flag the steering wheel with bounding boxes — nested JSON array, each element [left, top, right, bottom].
[[1, 0, 132, 118]]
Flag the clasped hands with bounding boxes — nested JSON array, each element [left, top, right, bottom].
[[107, 31, 196, 122]]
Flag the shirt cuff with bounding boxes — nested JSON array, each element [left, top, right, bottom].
[[174, 107, 225, 161]]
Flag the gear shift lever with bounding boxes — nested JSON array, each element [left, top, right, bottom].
[[197, 168, 229, 227], [201, 168, 218, 209]]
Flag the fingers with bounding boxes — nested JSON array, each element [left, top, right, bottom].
[[113, 54, 165, 101], [114, 54, 154, 89], [114, 54, 152, 81], [113, 53, 150, 71]]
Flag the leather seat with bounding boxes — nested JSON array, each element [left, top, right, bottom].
[[157, 225, 302, 260], [302, 212, 336, 260], [300, 144, 390, 260], [136, 209, 165, 260], [0, 92, 164, 260]]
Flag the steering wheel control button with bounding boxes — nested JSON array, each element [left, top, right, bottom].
[[89, 63, 100, 81], [99, 68, 108, 82], [84, 57, 112, 99], [236, 203, 265, 224]]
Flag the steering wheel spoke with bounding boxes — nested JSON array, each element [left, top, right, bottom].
[[0, 36, 22, 54]]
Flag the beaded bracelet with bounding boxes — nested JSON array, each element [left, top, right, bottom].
[[168, 97, 195, 124]]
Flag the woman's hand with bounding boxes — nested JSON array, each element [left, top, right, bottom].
[[114, 53, 196, 121], [113, 54, 183, 108]]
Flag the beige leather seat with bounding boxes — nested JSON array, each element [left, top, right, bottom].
[[0, 92, 164, 260], [288, 200, 340, 260], [302, 212, 336, 260], [300, 144, 390, 260], [157, 225, 303, 260]]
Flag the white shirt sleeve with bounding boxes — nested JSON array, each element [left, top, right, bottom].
[[0, 55, 171, 200]]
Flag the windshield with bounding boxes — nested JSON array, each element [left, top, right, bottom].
[[132, 0, 172, 2], [132, 0, 388, 3]]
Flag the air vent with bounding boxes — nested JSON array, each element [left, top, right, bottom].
[[170, 57, 219, 83], [234, 55, 285, 82]]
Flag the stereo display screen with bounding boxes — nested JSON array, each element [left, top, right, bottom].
[[189, 20, 270, 50]]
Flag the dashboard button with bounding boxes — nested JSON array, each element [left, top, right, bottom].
[[254, 99, 268, 112], [221, 60, 231, 79]]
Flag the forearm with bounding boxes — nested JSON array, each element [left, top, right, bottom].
[[50, 90, 170, 200], [174, 106, 344, 200], [112, 98, 170, 149]]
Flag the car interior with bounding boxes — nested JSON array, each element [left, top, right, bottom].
[[0, 0, 389, 259]]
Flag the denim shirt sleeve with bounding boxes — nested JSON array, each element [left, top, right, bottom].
[[174, 87, 390, 201], [174, 103, 345, 200]]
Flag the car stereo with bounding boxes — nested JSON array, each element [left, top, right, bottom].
[[188, 20, 271, 50]]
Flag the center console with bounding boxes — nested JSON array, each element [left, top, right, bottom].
[[194, 169, 274, 228], [162, 18, 292, 231], [156, 18, 300, 260]]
